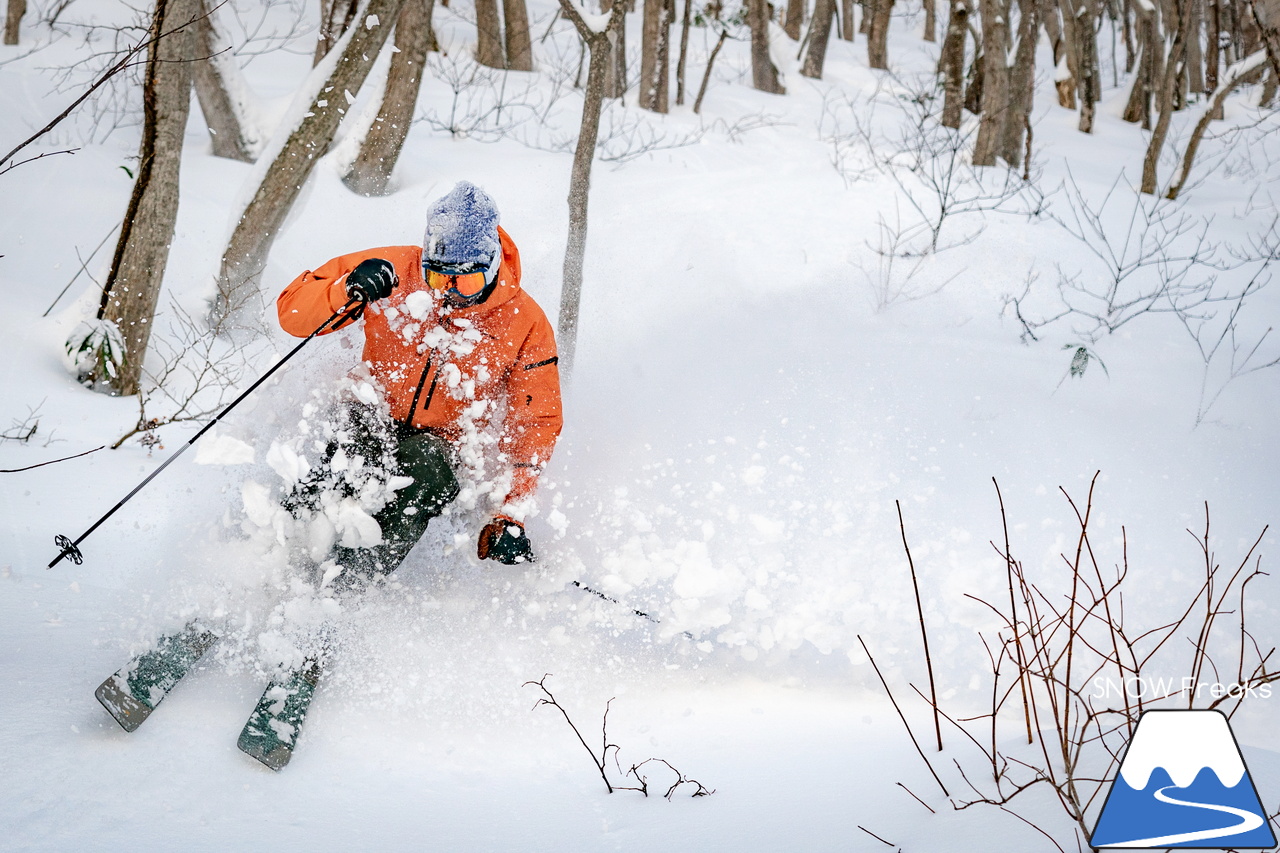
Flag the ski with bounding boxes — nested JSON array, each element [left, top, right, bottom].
[[237, 657, 323, 771], [95, 622, 219, 732]]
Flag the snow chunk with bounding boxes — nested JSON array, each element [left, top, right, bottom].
[[194, 431, 255, 465]]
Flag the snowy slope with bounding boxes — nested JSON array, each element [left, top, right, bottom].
[[2, 0, 1279, 849]]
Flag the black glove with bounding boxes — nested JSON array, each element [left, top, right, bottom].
[[478, 518, 535, 565], [345, 258, 398, 303]]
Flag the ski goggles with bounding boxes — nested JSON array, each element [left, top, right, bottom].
[[423, 264, 489, 298]]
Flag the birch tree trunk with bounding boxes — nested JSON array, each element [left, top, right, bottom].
[[972, 0, 1009, 165], [97, 0, 199, 395], [1122, 1, 1160, 125], [503, 0, 534, 70], [4, 0, 24, 44], [749, 0, 786, 91], [555, 0, 628, 377], [475, 0, 505, 67], [1141, 0, 1191, 193], [215, 0, 407, 319], [640, 0, 672, 111], [1071, 0, 1101, 131], [192, 0, 261, 162], [999, 0, 1037, 165], [801, 0, 837, 77], [940, 0, 969, 127], [866, 0, 894, 68], [342, 0, 431, 195]]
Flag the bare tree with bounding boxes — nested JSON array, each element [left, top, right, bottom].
[[1166, 49, 1270, 199], [998, 0, 1037, 166], [342, 0, 433, 194], [971, 0, 1009, 165], [800, 0, 837, 77], [476, 0, 505, 67], [1069, 0, 1101, 131], [95, 0, 200, 396], [315, 0, 360, 64], [214, 0, 408, 320], [939, 0, 969, 128], [4, 0, 23, 44], [192, 0, 262, 162], [1122, 0, 1161, 127], [675, 0, 692, 103], [602, 0, 628, 97], [640, 0, 672, 111], [504, 0, 534, 70], [784, 0, 805, 38], [556, 0, 628, 377], [923, 0, 935, 39], [1039, 0, 1077, 108], [1141, 0, 1192, 194], [748, 0, 785, 92], [866, 0, 893, 68]]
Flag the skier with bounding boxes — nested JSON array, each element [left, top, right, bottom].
[[93, 182, 563, 769], [276, 180, 563, 578]]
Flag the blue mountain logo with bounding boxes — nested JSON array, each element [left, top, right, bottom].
[[1090, 709, 1277, 849]]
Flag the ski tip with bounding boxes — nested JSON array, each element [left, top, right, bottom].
[[95, 674, 153, 733], [237, 730, 294, 771]]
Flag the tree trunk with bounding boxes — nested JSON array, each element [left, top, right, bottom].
[[97, 0, 199, 395], [841, 0, 855, 38], [475, 0, 505, 67], [192, 0, 261, 162], [504, 0, 533, 70], [940, 0, 969, 127], [1186, 0, 1204, 94], [1141, 0, 1191, 193], [1206, 0, 1220, 114], [999, 0, 1037, 164], [1122, 1, 1159, 124], [866, 0, 894, 68], [342, 0, 431, 195], [972, 0, 1009, 164], [801, 0, 837, 76], [215, 0, 407, 318], [1052, 0, 1081, 108], [602, 0, 628, 97], [785, 0, 805, 38], [640, 0, 672, 111], [693, 27, 729, 112], [4, 0, 24, 44], [675, 0, 692, 103], [1071, 0, 1100, 131], [924, 0, 937, 39], [315, 0, 360, 65], [964, 35, 985, 112], [555, 0, 628, 377], [1167, 49, 1267, 198], [748, 0, 786, 91]]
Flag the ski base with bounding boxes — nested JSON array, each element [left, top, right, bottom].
[[237, 658, 322, 771], [95, 623, 218, 732]]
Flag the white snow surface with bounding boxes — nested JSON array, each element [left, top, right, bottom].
[[2, 0, 1279, 851]]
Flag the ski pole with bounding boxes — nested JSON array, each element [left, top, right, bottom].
[[48, 295, 365, 570]]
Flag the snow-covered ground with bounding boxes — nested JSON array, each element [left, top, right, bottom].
[[2, 0, 1278, 849]]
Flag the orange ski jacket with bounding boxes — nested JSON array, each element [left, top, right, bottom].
[[277, 227, 562, 510]]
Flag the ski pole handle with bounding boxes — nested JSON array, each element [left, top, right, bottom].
[[48, 296, 363, 570]]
